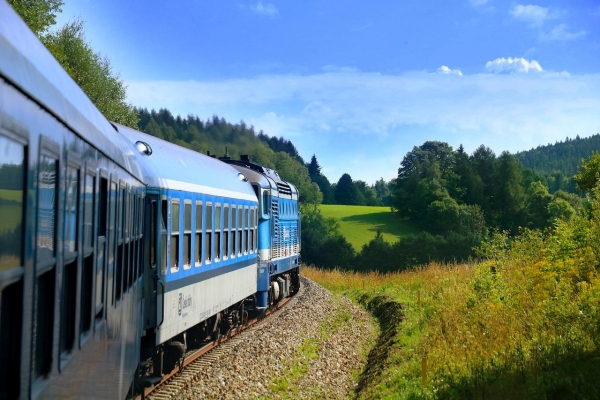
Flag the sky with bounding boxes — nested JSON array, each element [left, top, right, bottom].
[[55, 0, 600, 184]]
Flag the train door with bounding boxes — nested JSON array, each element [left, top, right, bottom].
[[143, 194, 161, 330]]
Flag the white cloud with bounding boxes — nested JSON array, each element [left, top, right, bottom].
[[437, 66, 463, 76], [485, 57, 543, 73], [509, 4, 558, 27], [541, 24, 587, 41], [250, 2, 278, 18], [126, 71, 600, 183]]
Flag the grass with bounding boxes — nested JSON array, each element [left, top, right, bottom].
[[319, 204, 419, 250], [303, 249, 600, 399]]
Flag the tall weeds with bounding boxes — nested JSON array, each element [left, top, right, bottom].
[[303, 192, 600, 398]]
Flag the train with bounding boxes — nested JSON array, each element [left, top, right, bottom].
[[0, 2, 301, 399]]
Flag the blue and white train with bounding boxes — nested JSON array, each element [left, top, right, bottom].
[[0, 2, 301, 398]]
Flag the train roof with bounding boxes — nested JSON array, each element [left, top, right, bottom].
[[0, 1, 143, 179], [221, 158, 299, 200], [114, 124, 258, 202]]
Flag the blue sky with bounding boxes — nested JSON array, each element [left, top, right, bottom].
[[55, 1, 600, 184]]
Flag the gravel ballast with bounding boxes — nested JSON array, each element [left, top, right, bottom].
[[155, 277, 376, 400]]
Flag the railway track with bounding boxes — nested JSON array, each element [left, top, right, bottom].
[[137, 286, 302, 400]]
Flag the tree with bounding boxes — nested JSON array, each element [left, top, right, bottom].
[[574, 152, 600, 193], [374, 178, 392, 206], [10, 0, 139, 128], [492, 151, 525, 231], [307, 155, 334, 204], [307, 155, 322, 178], [8, 0, 62, 36], [334, 173, 362, 205], [354, 180, 378, 206], [525, 181, 552, 230]]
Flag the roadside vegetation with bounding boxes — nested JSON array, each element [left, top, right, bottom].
[[304, 189, 600, 398]]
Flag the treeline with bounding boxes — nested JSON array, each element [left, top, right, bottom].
[[306, 155, 392, 206], [302, 141, 586, 273], [515, 133, 600, 193]]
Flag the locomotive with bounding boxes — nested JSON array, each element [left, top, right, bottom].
[[0, 2, 301, 399]]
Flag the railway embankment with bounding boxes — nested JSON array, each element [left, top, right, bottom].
[[161, 277, 376, 399]]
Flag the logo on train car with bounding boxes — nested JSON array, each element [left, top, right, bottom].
[[178, 293, 193, 316]]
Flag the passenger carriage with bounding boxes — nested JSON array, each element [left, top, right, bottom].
[[115, 125, 260, 375]]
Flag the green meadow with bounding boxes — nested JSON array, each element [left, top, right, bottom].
[[319, 205, 419, 251]]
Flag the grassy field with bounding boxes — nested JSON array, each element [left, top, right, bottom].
[[303, 226, 600, 398], [319, 205, 419, 250]]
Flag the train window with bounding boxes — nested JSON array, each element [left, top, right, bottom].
[[224, 205, 229, 260], [160, 199, 168, 276], [0, 134, 25, 398], [107, 182, 117, 307], [122, 190, 130, 291], [230, 204, 236, 258], [124, 188, 130, 241], [170, 200, 180, 272], [31, 146, 58, 386], [149, 200, 157, 267], [215, 204, 221, 261], [255, 206, 259, 250], [250, 208, 256, 253], [205, 203, 212, 263], [194, 202, 202, 267], [237, 206, 243, 256], [83, 173, 95, 251], [36, 155, 57, 264], [115, 187, 125, 302], [244, 207, 249, 254], [0, 136, 25, 271], [61, 162, 79, 363], [138, 196, 144, 279], [130, 193, 136, 284], [95, 176, 108, 321], [183, 201, 191, 269], [81, 172, 95, 337], [64, 165, 79, 255]]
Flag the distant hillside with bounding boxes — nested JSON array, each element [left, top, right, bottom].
[[515, 134, 600, 175], [514, 133, 600, 192]]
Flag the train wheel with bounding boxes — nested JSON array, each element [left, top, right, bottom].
[[162, 341, 185, 374]]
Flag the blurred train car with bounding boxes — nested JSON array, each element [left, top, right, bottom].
[[0, 1, 145, 398], [220, 156, 301, 310]]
